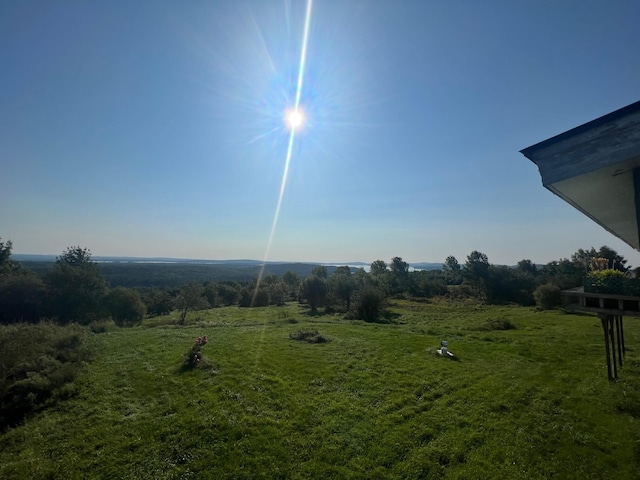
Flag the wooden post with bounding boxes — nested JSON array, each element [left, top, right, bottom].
[[620, 316, 626, 357], [609, 317, 618, 379], [615, 316, 623, 368], [600, 315, 614, 381]]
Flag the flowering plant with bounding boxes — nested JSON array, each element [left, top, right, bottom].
[[184, 335, 208, 367]]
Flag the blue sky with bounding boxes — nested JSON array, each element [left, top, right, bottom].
[[2, 0, 640, 266]]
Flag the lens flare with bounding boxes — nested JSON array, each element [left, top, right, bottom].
[[287, 109, 304, 129], [252, 0, 313, 306]]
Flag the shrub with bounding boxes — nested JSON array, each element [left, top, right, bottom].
[[0, 271, 47, 324], [105, 287, 146, 327], [584, 268, 640, 295], [588, 268, 627, 279], [479, 318, 515, 331], [143, 289, 173, 317], [183, 335, 209, 368], [0, 322, 93, 430], [88, 320, 116, 334], [238, 287, 270, 307], [289, 330, 328, 343], [299, 275, 328, 312], [350, 286, 386, 322], [534, 284, 562, 310]]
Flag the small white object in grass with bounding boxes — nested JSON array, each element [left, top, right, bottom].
[[437, 347, 454, 357]]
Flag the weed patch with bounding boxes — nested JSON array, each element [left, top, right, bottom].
[[289, 329, 329, 343], [477, 317, 515, 331], [0, 322, 94, 430]]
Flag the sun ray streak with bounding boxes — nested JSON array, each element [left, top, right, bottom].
[[252, 0, 313, 306], [245, 126, 281, 146]]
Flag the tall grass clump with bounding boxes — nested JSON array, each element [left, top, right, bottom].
[[478, 317, 515, 331], [289, 329, 329, 343], [0, 322, 94, 430]]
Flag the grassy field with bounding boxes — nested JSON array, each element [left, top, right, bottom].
[[1, 300, 639, 479]]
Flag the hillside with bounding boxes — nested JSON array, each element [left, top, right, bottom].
[[1, 300, 638, 479]]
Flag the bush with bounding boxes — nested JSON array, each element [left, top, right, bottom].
[[0, 322, 93, 430], [588, 269, 627, 279], [0, 271, 47, 323], [105, 287, 146, 327], [289, 330, 328, 343], [349, 286, 386, 322], [478, 318, 515, 331], [299, 275, 328, 312], [534, 284, 562, 310], [238, 287, 270, 307], [143, 289, 173, 317]]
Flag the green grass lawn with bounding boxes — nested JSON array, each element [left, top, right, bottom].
[[1, 300, 639, 479]]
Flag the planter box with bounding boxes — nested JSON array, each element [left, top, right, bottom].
[[584, 276, 640, 296]]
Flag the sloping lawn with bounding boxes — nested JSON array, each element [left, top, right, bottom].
[[1, 300, 639, 479]]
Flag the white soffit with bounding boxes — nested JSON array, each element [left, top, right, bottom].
[[548, 159, 640, 250]]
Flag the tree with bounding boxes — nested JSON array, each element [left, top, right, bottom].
[[390, 257, 409, 275], [388, 256, 411, 295], [0, 271, 46, 323], [281, 271, 300, 301], [311, 265, 328, 278], [262, 273, 279, 285], [540, 259, 582, 289], [175, 282, 209, 324], [464, 251, 489, 278], [216, 283, 239, 306], [46, 246, 108, 324], [407, 270, 448, 298], [0, 238, 18, 276], [106, 287, 146, 327], [463, 251, 490, 298], [485, 265, 535, 305], [282, 270, 300, 286], [442, 255, 461, 284], [143, 289, 173, 316], [350, 286, 386, 322], [299, 275, 327, 312], [571, 247, 597, 274], [238, 285, 270, 307], [370, 260, 388, 276], [516, 259, 537, 276], [334, 265, 352, 276], [328, 272, 356, 311], [596, 246, 629, 272], [267, 282, 287, 306]]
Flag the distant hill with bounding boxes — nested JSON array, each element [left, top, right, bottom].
[[13, 255, 446, 288]]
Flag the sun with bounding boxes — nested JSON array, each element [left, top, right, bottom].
[[286, 108, 304, 130]]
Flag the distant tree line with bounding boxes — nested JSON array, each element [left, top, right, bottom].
[[19, 260, 345, 289], [0, 237, 633, 326]]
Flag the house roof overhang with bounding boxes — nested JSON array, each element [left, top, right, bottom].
[[521, 100, 640, 251]]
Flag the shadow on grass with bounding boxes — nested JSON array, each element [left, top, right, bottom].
[[561, 310, 596, 317], [304, 310, 329, 318], [374, 311, 402, 324], [176, 359, 218, 374], [177, 363, 196, 374]]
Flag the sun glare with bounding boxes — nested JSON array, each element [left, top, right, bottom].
[[286, 109, 304, 129]]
